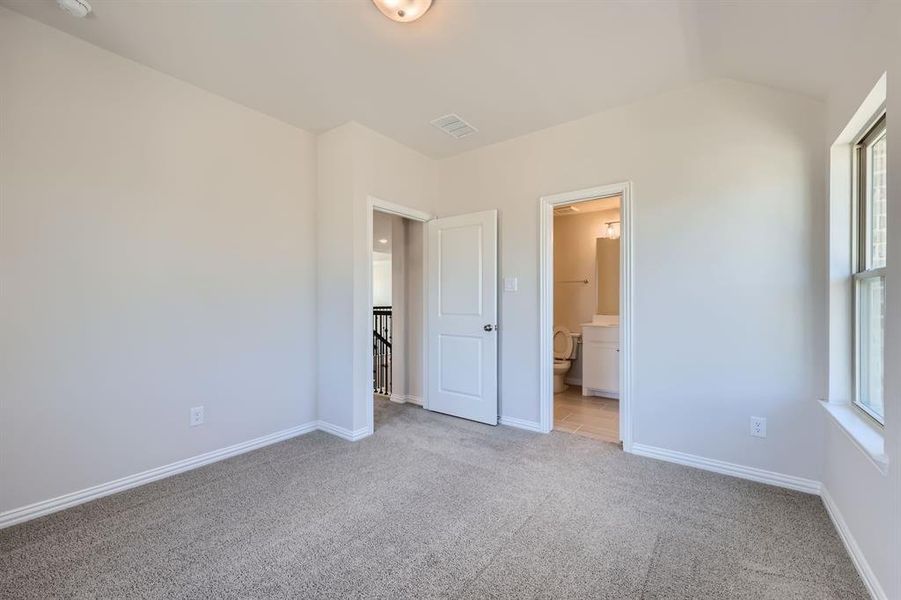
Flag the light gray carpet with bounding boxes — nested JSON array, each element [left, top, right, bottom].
[[1, 399, 867, 599]]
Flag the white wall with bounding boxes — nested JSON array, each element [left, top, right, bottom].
[[437, 79, 827, 481], [404, 220, 425, 402], [820, 2, 901, 598], [0, 9, 318, 513], [316, 125, 358, 431]]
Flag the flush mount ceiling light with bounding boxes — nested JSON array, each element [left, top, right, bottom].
[[378, 238, 388, 244], [372, 0, 432, 23], [57, 0, 92, 18]]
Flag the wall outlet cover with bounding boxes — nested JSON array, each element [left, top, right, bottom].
[[190, 406, 205, 427], [504, 277, 518, 292], [750, 416, 766, 438]]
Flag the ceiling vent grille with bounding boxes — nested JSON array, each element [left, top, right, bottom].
[[553, 205, 580, 216], [430, 114, 478, 139]]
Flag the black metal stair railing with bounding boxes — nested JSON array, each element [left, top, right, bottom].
[[373, 306, 392, 395]]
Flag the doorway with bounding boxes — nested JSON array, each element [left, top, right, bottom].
[[552, 195, 621, 442], [365, 198, 500, 434], [369, 201, 429, 430], [539, 183, 634, 450]]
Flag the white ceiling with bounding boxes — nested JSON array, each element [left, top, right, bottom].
[[2, 0, 876, 158]]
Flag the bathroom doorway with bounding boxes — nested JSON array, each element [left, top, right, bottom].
[[539, 183, 634, 449], [552, 195, 620, 442]]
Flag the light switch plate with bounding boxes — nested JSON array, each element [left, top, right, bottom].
[[504, 277, 518, 292]]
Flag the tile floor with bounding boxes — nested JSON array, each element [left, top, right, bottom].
[[553, 386, 619, 443]]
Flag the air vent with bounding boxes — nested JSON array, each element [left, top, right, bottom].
[[430, 114, 478, 139], [553, 205, 580, 216]]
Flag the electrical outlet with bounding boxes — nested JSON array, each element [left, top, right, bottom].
[[750, 416, 766, 438], [190, 406, 204, 428]]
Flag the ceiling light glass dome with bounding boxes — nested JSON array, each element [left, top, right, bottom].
[[372, 0, 432, 23]]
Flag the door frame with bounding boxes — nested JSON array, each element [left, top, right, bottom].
[[538, 182, 635, 450], [365, 196, 433, 435]]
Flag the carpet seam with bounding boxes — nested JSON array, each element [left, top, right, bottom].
[[451, 490, 554, 598], [638, 531, 664, 600]]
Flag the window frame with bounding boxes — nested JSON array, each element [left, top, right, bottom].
[[852, 112, 887, 426]]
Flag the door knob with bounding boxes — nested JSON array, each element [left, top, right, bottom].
[[483, 324, 496, 332]]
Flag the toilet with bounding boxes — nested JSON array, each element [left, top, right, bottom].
[[553, 326, 580, 393]]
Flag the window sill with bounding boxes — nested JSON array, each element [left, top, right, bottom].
[[820, 400, 889, 474]]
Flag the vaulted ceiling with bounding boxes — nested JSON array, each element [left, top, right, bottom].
[[2, 0, 877, 157]]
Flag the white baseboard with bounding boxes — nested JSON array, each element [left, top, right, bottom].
[[316, 420, 372, 442], [386, 393, 423, 406], [1, 417, 383, 529], [629, 443, 821, 495], [821, 486, 886, 600], [499, 415, 544, 433], [583, 387, 619, 400], [0, 421, 319, 530]]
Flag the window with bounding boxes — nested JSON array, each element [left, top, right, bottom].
[[854, 114, 887, 424]]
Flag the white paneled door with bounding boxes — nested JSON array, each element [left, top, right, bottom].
[[427, 210, 498, 425]]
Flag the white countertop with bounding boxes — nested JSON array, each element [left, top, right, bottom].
[[582, 315, 619, 327]]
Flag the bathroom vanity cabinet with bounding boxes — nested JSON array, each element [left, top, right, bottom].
[[581, 323, 619, 398]]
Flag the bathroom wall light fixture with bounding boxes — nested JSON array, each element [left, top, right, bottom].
[[372, 0, 433, 23], [604, 221, 621, 239]]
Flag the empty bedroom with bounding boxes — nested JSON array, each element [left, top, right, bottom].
[[1, 1, 899, 598]]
